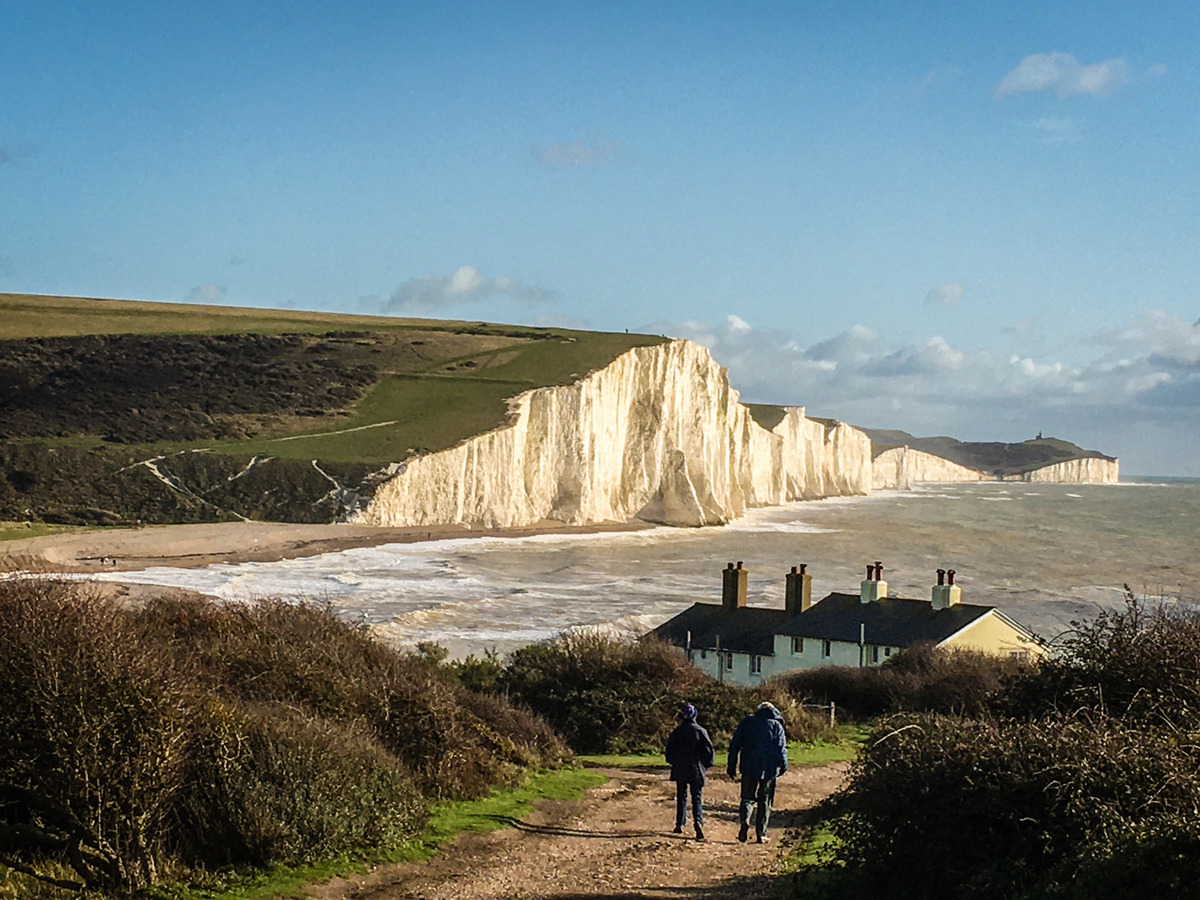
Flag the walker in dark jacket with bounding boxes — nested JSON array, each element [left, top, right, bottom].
[[664, 703, 715, 840], [727, 701, 788, 843]]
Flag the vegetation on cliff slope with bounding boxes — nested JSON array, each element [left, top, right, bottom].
[[862, 427, 1114, 477], [0, 293, 663, 525]]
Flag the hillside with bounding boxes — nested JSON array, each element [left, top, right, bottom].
[[861, 427, 1115, 478], [0, 293, 664, 524]]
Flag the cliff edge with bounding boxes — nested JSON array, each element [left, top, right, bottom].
[[351, 340, 872, 528]]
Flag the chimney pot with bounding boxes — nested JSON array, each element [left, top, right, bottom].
[[736, 560, 743, 569], [937, 568, 946, 586], [875, 561, 884, 581], [790, 565, 798, 574], [799, 563, 807, 575], [948, 569, 956, 585], [866, 564, 875, 580]]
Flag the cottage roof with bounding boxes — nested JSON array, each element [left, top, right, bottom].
[[774, 592, 996, 647], [651, 603, 792, 656]]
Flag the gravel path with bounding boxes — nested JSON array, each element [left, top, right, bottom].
[[307, 763, 847, 900]]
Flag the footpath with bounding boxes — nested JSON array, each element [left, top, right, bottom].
[[305, 763, 847, 900]]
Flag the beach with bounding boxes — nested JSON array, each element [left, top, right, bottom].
[[0, 519, 649, 577]]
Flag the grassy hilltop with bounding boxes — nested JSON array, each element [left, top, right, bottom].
[[860, 427, 1114, 478], [0, 293, 664, 525]]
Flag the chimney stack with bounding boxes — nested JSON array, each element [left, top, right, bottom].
[[931, 568, 962, 609], [785, 563, 813, 614], [722, 561, 748, 610], [860, 559, 889, 603]]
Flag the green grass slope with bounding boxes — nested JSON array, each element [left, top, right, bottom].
[[0, 293, 665, 524]]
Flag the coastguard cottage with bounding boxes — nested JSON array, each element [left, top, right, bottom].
[[652, 561, 1044, 686]]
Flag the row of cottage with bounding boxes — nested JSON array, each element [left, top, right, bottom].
[[651, 560, 1044, 686]]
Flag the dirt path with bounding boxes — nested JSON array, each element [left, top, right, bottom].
[[307, 764, 846, 900]]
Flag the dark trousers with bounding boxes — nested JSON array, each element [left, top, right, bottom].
[[674, 780, 704, 829], [739, 774, 777, 837]]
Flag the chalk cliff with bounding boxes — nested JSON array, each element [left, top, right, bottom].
[[1021, 457, 1120, 484], [351, 340, 872, 529], [872, 446, 986, 490]]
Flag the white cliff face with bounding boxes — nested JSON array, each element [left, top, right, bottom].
[[1023, 457, 1120, 484], [351, 340, 872, 529], [872, 446, 986, 490]]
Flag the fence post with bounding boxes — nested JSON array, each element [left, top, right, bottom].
[[830, 701, 836, 726]]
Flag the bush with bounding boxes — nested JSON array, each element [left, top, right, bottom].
[[134, 596, 567, 799], [778, 643, 1025, 720], [500, 632, 823, 753], [1002, 594, 1200, 726], [0, 579, 190, 891], [172, 702, 424, 868], [0, 582, 568, 894], [813, 711, 1200, 900]]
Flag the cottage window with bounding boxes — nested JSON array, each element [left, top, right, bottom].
[[884, 646, 893, 657], [1009, 649, 1030, 661], [700, 649, 707, 659], [869, 645, 880, 664], [750, 655, 763, 675], [791, 636, 804, 654], [822, 640, 832, 658], [721, 651, 735, 671]]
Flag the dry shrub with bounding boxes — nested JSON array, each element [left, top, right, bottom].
[[821, 712, 1200, 900], [779, 643, 1024, 720], [1003, 594, 1200, 725], [0, 579, 190, 892], [134, 596, 565, 798], [172, 702, 423, 867], [501, 632, 826, 753]]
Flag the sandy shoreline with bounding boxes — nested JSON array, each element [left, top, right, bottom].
[[0, 518, 652, 577]]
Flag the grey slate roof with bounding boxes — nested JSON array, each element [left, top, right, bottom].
[[774, 592, 996, 647], [651, 603, 792, 656]]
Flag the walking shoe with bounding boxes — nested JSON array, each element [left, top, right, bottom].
[[672, 825, 683, 834], [694, 826, 706, 841], [756, 833, 769, 844], [737, 822, 749, 843]]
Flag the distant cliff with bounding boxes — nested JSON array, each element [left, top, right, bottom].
[[872, 446, 986, 490], [1020, 457, 1120, 484], [352, 340, 872, 528]]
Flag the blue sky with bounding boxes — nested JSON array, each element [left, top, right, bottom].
[[3, 2, 1199, 474]]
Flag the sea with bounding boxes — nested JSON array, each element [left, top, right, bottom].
[[94, 479, 1200, 658]]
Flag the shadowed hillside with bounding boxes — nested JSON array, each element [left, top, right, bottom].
[[862, 428, 1114, 478], [0, 293, 664, 525]]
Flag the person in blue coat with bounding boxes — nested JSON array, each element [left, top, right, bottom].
[[664, 703, 715, 840], [727, 701, 788, 843]]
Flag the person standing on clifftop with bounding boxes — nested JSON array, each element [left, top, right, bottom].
[[727, 701, 788, 844], [664, 703, 714, 841]]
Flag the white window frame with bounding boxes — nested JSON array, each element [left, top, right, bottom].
[[750, 655, 763, 675], [721, 651, 735, 671], [822, 639, 832, 658], [791, 636, 804, 654]]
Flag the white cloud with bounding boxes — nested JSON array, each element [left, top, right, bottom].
[[387, 266, 552, 315], [645, 311, 1200, 472], [537, 140, 619, 170], [185, 283, 226, 304], [996, 53, 1130, 99], [924, 282, 964, 306]]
